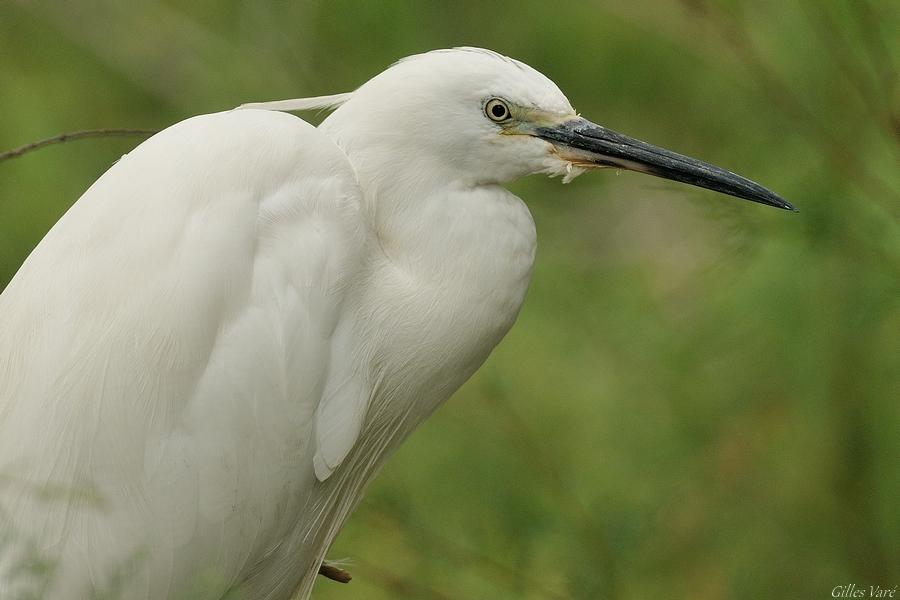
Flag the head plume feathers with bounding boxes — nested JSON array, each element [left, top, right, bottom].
[[236, 92, 353, 113]]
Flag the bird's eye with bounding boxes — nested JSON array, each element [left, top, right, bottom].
[[484, 98, 511, 122]]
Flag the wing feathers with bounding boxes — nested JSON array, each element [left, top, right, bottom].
[[0, 108, 371, 597]]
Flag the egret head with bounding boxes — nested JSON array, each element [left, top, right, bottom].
[[317, 47, 581, 187], [248, 47, 794, 211]]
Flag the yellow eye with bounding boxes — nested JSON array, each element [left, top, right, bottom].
[[484, 98, 511, 122]]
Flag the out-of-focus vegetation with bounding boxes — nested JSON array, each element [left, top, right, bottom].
[[0, 1, 897, 598]]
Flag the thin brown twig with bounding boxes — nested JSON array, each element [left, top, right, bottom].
[[0, 129, 157, 162], [318, 562, 352, 584]]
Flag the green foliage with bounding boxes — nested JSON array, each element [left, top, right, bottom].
[[0, 1, 897, 598]]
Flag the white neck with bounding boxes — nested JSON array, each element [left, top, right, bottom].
[[319, 111, 538, 401]]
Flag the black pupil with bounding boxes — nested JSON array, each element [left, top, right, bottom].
[[491, 103, 506, 118]]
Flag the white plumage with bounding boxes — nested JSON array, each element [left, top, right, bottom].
[[0, 47, 792, 599]]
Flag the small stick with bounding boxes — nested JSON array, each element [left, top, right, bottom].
[[318, 562, 352, 584], [0, 129, 157, 162]]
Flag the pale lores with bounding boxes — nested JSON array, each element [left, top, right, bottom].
[[0, 48, 794, 598]]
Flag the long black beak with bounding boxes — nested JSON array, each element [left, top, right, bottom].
[[535, 118, 796, 211]]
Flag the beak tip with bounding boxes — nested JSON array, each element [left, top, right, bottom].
[[774, 197, 799, 213]]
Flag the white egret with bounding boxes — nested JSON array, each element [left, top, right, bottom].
[[0, 47, 793, 599]]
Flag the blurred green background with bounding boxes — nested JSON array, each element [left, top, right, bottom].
[[1, 1, 897, 598]]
